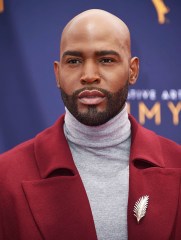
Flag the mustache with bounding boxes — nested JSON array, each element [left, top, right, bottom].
[[72, 87, 111, 98]]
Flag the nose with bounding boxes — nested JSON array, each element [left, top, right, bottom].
[[80, 60, 101, 85]]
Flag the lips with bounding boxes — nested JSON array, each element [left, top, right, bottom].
[[78, 90, 106, 105]]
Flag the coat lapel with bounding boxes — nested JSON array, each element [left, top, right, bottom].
[[128, 115, 181, 240], [22, 116, 97, 240], [22, 175, 97, 240]]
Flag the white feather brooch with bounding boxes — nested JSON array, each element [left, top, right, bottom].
[[133, 195, 149, 223]]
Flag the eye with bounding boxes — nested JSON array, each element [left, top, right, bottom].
[[99, 58, 115, 64], [67, 58, 82, 64]]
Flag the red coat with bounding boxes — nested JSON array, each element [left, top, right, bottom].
[[0, 115, 181, 240]]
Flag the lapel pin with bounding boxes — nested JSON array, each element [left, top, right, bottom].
[[133, 195, 149, 223]]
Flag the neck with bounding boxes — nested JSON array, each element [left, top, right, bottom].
[[64, 104, 131, 148]]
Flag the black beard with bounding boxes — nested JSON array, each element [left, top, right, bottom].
[[60, 83, 129, 126]]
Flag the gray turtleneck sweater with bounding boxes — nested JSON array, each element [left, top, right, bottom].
[[64, 105, 131, 240]]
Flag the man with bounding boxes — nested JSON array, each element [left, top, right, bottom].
[[0, 9, 180, 240]]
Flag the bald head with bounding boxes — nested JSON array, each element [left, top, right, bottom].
[[60, 9, 131, 58]]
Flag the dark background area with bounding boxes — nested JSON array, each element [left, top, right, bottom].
[[0, 0, 180, 153]]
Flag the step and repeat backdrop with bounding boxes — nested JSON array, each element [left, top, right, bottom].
[[0, 0, 180, 153]]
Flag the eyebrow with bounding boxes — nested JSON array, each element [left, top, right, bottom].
[[62, 50, 120, 58], [95, 50, 120, 57], [62, 51, 82, 58]]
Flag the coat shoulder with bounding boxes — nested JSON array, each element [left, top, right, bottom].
[[0, 138, 34, 166], [0, 115, 65, 179], [129, 114, 181, 168], [157, 134, 181, 167]]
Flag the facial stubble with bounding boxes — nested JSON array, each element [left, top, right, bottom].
[[60, 82, 129, 126]]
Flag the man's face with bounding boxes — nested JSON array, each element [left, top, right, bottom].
[[54, 19, 137, 126]]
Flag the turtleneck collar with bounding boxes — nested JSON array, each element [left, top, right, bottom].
[[64, 104, 131, 148]]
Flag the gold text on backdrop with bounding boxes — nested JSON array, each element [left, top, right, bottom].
[[0, 0, 4, 13]]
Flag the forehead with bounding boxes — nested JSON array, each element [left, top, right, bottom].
[[60, 18, 129, 55]]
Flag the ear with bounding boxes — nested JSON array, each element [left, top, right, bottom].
[[54, 61, 61, 88], [129, 57, 139, 85]]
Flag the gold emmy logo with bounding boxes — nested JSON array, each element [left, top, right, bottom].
[[152, 0, 170, 24], [0, 0, 4, 13]]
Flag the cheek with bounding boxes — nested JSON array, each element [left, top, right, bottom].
[[102, 70, 129, 92], [59, 70, 81, 95]]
